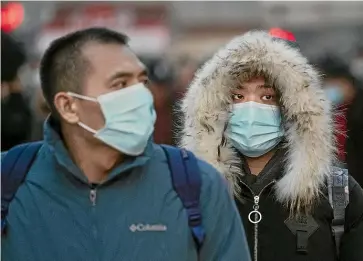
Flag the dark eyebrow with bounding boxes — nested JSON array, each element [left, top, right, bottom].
[[107, 71, 133, 83], [257, 84, 273, 89], [107, 68, 148, 83], [138, 68, 148, 78], [238, 84, 273, 90]]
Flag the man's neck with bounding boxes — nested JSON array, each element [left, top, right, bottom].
[[245, 149, 276, 176], [62, 125, 124, 184]]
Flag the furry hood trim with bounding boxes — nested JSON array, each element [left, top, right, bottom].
[[181, 31, 335, 212]]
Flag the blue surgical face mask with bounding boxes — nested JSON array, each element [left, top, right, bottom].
[[324, 85, 344, 105], [68, 83, 156, 156], [227, 101, 284, 158]]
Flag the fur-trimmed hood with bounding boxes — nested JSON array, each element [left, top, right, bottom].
[[181, 31, 336, 212]]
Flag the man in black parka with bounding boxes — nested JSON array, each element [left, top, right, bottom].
[[181, 30, 363, 261]]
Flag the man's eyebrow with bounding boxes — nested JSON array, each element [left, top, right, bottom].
[[237, 84, 273, 89], [107, 71, 133, 82], [257, 84, 273, 89], [107, 68, 148, 83], [138, 68, 148, 77]]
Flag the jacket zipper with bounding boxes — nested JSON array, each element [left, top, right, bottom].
[[90, 188, 97, 206], [89, 188, 98, 238], [240, 180, 276, 261]]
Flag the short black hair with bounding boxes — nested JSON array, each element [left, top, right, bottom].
[[1, 31, 26, 82], [39, 27, 129, 116]]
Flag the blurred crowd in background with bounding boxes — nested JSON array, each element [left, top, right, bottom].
[[1, 1, 363, 185]]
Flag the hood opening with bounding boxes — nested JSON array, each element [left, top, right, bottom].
[[181, 31, 336, 214]]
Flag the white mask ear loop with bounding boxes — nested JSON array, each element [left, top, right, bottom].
[[67, 92, 98, 102], [78, 122, 97, 134], [67, 92, 99, 134]]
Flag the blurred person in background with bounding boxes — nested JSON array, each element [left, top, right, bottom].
[[27, 67, 51, 141], [350, 46, 363, 82], [318, 56, 363, 187], [31, 84, 51, 140], [172, 57, 200, 145], [142, 57, 174, 145], [1, 27, 251, 261], [1, 31, 33, 151], [174, 56, 199, 100], [181, 30, 363, 261]]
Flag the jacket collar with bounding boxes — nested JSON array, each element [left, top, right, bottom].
[[43, 116, 153, 185], [239, 145, 287, 195]]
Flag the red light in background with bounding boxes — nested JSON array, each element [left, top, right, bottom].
[[1, 2, 24, 33], [269, 27, 296, 42]]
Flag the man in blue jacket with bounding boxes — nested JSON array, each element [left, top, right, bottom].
[[1, 27, 251, 261]]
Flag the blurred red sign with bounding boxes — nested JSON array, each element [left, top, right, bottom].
[[44, 4, 168, 30], [1, 2, 24, 33], [37, 3, 170, 55]]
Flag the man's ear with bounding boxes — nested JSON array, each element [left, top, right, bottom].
[[54, 92, 79, 124]]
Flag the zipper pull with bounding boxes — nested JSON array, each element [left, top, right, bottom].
[[248, 196, 262, 224], [90, 189, 97, 206], [254, 196, 260, 206]]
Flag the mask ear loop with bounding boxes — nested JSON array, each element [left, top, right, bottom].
[[67, 92, 98, 102], [78, 122, 97, 134], [67, 92, 99, 134]]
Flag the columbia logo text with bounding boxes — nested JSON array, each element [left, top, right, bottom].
[[129, 223, 167, 232]]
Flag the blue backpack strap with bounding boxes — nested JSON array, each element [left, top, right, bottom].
[[328, 167, 349, 256], [1, 141, 43, 234], [160, 145, 205, 250]]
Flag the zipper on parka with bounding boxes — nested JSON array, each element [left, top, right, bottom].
[[240, 180, 276, 261]]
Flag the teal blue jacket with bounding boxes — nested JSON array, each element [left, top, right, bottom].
[[1, 120, 251, 261]]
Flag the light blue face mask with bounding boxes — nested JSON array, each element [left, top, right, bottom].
[[324, 85, 344, 105], [68, 83, 156, 156], [227, 101, 284, 158]]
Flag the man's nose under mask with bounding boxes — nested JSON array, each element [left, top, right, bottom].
[[227, 101, 284, 158], [68, 83, 156, 156]]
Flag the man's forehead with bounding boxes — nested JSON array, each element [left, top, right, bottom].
[[239, 80, 273, 90], [82, 42, 144, 73]]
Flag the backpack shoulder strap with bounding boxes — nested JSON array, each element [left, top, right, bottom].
[[160, 145, 205, 251], [1, 141, 43, 234], [328, 167, 349, 256]]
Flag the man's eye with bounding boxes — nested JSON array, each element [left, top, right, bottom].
[[232, 94, 244, 100], [120, 81, 128, 88], [111, 81, 127, 89], [262, 95, 273, 101], [143, 79, 150, 86]]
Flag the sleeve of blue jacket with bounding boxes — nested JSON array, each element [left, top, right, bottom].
[[197, 160, 251, 261]]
